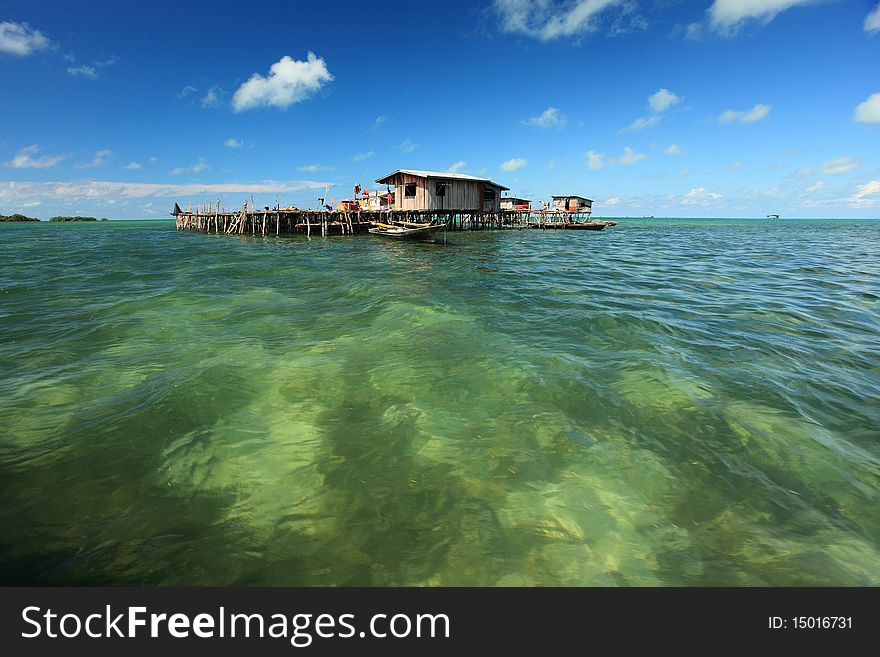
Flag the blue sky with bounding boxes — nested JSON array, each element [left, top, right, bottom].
[[1, 0, 879, 218]]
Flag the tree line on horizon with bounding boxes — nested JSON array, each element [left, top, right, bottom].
[[0, 214, 109, 222]]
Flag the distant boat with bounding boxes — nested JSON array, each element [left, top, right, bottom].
[[767, 214, 780, 219], [368, 221, 447, 242]]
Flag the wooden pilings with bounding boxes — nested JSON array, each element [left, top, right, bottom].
[[173, 206, 612, 236]]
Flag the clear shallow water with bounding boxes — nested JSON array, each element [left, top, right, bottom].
[[1, 218, 878, 586]]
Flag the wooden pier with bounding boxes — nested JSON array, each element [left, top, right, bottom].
[[173, 202, 615, 237]]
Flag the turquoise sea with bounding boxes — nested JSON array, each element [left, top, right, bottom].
[[1, 218, 878, 585]]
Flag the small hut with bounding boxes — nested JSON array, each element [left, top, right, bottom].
[[500, 196, 531, 211], [375, 169, 509, 212], [551, 195, 593, 215], [360, 189, 393, 211]]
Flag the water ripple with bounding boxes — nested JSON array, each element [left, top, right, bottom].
[[0, 218, 878, 585]]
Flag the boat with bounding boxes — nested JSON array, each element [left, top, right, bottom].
[[368, 221, 447, 241], [531, 221, 607, 230], [767, 214, 780, 219], [558, 222, 607, 230]]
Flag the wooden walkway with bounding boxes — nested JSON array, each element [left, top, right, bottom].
[[174, 204, 614, 236]]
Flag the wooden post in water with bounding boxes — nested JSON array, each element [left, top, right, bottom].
[[236, 201, 246, 234]]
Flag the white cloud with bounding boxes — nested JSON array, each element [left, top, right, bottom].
[[719, 103, 771, 124], [447, 161, 467, 173], [585, 150, 605, 169], [854, 93, 880, 124], [626, 88, 681, 131], [612, 146, 647, 165], [225, 138, 244, 149], [123, 162, 142, 170], [501, 157, 527, 172], [397, 138, 417, 153], [0, 21, 51, 56], [178, 85, 197, 98], [170, 158, 208, 176], [821, 156, 862, 176], [681, 187, 722, 205], [708, 0, 815, 34], [649, 88, 681, 112], [297, 164, 334, 172], [850, 180, 880, 207], [603, 196, 621, 206], [148, 157, 158, 164], [232, 53, 333, 112], [352, 151, 374, 162], [585, 147, 645, 168], [5, 145, 64, 169], [627, 115, 661, 131], [67, 65, 97, 79], [523, 106, 566, 129], [676, 167, 692, 178], [804, 180, 825, 193], [866, 3, 880, 33], [494, 0, 626, 41], [685, 22, 704, 40], [727, 161, 743, 171], [76, 149, 112, 169], [0, 179, 334, 204], [202, 86, 222, 108], [372, 115, 389, 130], [95, 56, 118, 69], [664, 143, 683, 155], [67, 56, 117, 79]]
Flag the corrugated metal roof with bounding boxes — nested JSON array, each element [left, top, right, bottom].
[[552, 195, 592, 201], [376, 169, 510, 190]]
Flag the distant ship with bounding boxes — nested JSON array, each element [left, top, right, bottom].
[[767, 214, 780, 219]]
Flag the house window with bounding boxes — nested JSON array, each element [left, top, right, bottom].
[[436, 182, 447, 196], [483, 189, 496, 201], [404, 183, 417, 198]]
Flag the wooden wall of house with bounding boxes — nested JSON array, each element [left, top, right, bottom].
[[426, 179, 484, 210], [389, 174, 500, 211], [392, 173, 427, 211], [481, 185, 501, 212]]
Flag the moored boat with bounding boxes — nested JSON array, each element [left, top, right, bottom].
[[531, 221, 608, 230], [368, 221, 447, 241]]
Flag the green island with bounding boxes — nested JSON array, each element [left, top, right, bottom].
[[49, 216, 109, 222], [0, 213, 41, 222]]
